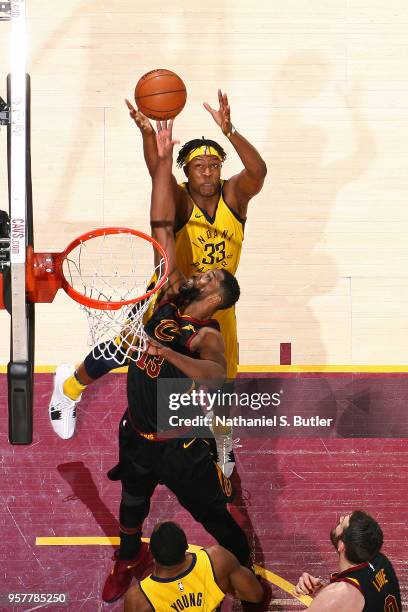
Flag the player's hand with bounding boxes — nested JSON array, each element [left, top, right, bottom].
[[125, 98, 154, 133], [203, 89, 232, 136], [146, 336, 167, 357], [155, 120, 180, 160], [294, 573, 325, 597]]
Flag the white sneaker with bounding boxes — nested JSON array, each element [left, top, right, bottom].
[[206, 411, 242, 478], [49, 364, 81, 439], [215, 434, 242, 478]]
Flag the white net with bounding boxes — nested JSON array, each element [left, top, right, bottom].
[[62, 230, 167, 364]]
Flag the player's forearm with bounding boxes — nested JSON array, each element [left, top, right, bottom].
[[162, 347, 226, 386], [151, 157, 175, 222], [142, 130, 159, 177], [227, 130, 267, 179]]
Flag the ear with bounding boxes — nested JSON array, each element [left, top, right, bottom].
[[183, 165, 189, 178], [207, 294, 222, 307], [337, 540, 345, 554]]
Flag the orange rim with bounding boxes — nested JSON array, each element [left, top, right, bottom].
[[59, 227, 169, 311]]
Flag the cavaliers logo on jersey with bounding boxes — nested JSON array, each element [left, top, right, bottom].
[[155, 320, 181, 342]]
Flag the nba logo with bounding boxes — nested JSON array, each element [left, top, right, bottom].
[[178, 582, 184, 592]]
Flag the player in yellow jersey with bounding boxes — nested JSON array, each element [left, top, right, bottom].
[[131, 90, 266, 387], [124, 522, 270, 612], [49, 90, 267, 477]]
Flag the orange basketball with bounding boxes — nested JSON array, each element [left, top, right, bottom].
[[134, 69, 187, 120]]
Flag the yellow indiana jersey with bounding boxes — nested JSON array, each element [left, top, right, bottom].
[[175, 181, 244, 278], [139, 549, 225, 611], [175, 182, 244, 378]]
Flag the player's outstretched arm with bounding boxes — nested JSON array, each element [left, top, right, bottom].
[[203, 89, 267, 218], [206, 545, 263, 603], [125, 98, 158, 176], [150, 119, 185, 297], [125, 99, 181, 199]]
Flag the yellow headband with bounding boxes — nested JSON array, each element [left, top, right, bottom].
[[183, 146, 222, 166]]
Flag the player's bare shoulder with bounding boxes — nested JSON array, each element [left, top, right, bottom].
[[206, 544, 236, 571], [203, 544, 237, 594], [310, 581, 365, 612]]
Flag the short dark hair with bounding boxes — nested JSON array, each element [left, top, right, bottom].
[[176, 138, 227, 168], [149, 522, 188, 566], [342, 511, 384, 564], [219, 270, 240, 310]]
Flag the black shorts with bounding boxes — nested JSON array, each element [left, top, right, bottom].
[[118, 413, 233, 522]]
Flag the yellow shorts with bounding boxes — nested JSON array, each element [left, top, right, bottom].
[[212, 306, 238, 379]]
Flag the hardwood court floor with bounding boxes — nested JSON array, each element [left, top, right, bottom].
[[0, 372, 407, 611]]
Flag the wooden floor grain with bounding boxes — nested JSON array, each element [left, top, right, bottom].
[[0, 371, 406, 610]]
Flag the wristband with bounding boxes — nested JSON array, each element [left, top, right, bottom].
[[226, 124, 236, 139]]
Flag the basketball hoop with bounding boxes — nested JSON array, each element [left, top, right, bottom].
[[22, 227, 169, 365], [60, 227, 169, 364]]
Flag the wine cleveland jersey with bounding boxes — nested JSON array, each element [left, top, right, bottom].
[[127, 300, 219, 434], [330, 553, 401, 611]]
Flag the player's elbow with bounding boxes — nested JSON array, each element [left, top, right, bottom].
[[248, 158, 267, 182], [256, 159, 267, 180], [201, 367, 226, 389], [232, 569, 265, 604], [199, 357, 226, 387], [212, 373, 227, 389], [212, 357, 227, 387], [245, 578, 264, 603], [247, 161, 267, 193]]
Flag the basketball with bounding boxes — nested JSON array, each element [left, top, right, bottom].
[[134, 69, 187, 120]]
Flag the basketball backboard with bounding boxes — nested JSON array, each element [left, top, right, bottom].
[[0, 0, 34, 444]]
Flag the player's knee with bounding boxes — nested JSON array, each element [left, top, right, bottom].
[[120, 491, 150, 527], [121, 489, 149, 508]]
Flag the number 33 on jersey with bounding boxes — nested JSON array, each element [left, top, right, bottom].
[[175, 182, 244, 277]]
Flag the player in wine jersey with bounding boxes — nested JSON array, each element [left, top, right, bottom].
[[294, 511, 402, 611], [101, 122, 253, 605], [49, 90, 266, 477], [124, 522, 267, 612]]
